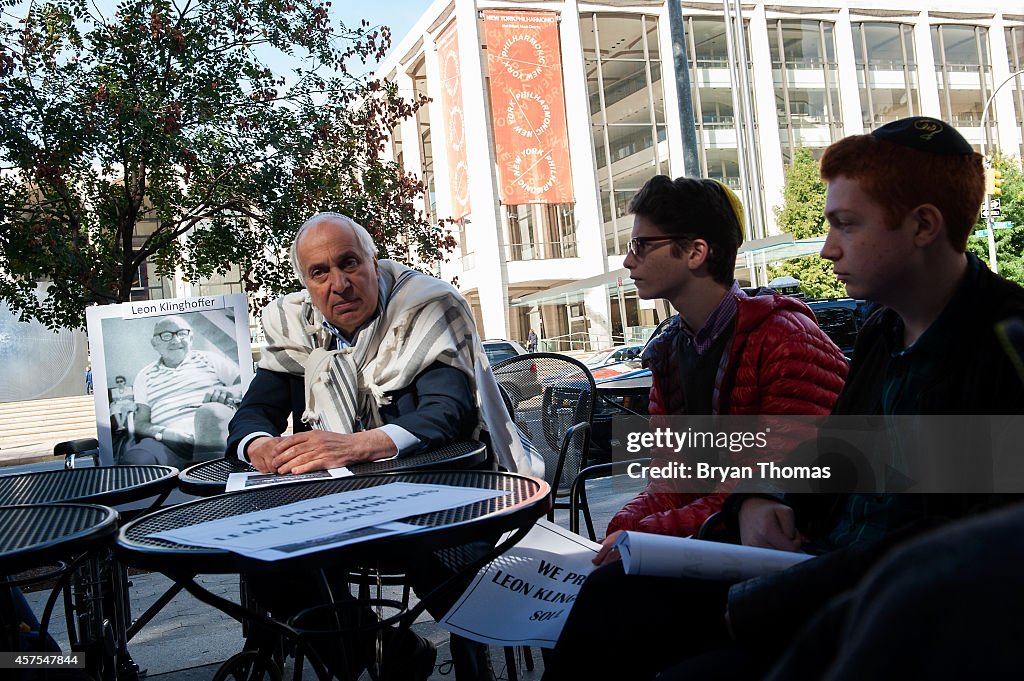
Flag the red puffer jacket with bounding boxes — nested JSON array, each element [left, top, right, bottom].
[[607, 293, 849, 537]]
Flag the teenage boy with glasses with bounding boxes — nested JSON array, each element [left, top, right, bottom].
[[595, 175, 849, 549], [543, 176, 849, 681]]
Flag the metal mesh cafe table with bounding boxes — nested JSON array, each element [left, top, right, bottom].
[[0, 465, 179, 508], [0, 504, 118, 664], [0, 504, 118, 574], [117, 471, 551, 680], [0, 466, 176, 681], [178, 440, 489, 496]]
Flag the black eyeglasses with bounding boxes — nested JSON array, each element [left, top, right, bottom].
[[153, 329, 191, 342], [627, 236, 692, 258]]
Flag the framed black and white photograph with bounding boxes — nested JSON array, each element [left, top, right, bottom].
[[86, 294, 254, 466]]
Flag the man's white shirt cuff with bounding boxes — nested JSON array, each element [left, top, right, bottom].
[[377, 424, 420, 460], [236, 432, 273, 462]]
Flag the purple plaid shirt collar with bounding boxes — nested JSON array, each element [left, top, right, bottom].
[[680, 281, 746, 355]]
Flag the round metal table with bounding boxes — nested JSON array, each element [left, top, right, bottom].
[[177, 440, 489, 496], [0, 503, 119, 670], [119, 470, 549, 574], [118, 470, 549, 681], [0, 503, 118, 574], [0, 465, 179, 507], [0, 466, 177, 681]]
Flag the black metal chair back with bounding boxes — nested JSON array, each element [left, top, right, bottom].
[[491, 353, 596, 500], [491, 352, 595, 681]]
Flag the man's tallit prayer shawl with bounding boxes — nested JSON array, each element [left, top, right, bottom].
[[259, 260, 544, 477]]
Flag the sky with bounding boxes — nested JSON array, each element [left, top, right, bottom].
[[3, 0, 434, 76], [333, 0, 432, 68]]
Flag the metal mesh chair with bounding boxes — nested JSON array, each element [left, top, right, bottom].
[[491, 353, 595, 681], [568, 458, 651, 542], [491, 352, 595, 521]]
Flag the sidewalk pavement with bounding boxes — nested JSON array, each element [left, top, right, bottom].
[[23, 479, 643, 680]]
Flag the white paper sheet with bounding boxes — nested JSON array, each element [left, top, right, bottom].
[[613, 531, 812, 581], [148, 482, 509, 561], [225, 467, 353, 492], [440, 520, 601, 648]]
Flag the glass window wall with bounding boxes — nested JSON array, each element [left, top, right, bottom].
[[769, 19, 844, 160], [852, 22, 920, 130], [505, 204, 578, 261], [679, 15, 761, 227], [932, 24, 995, 149], [581, 12, 668, 256]]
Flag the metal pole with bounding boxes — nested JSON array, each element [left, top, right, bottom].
[[979, 68, 1024, 274], [731, 0, 766, 242], [720, 0, 755, 244], [617, 285, 628, 344], [667, 0, 700, 176]]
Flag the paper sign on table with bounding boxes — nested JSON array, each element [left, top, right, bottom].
[[148, 482, 509, 561], [225, 467, 353, 492], [440, 520, 601, 648], [613, 531, 813, 581]]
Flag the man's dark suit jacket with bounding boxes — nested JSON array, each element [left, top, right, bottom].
[[227, 361, 477, 459]]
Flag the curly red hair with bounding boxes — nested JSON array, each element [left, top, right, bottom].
[[819, 134, 984, 252]]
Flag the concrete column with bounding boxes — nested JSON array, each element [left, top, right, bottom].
[[454, 0, 509, 339], [560, 0, 604, 272], [989, 15, 1021, 155], [834, 9, 865, 136], [423, 36, 452, 221], [561, 0, 611, 340], [914, 12, 942, 117], [584, 285, 612, 349], [422, 33, 464, 289], [747, 4, 786, 235]]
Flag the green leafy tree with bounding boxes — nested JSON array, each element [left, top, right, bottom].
[[767, 147, 845, 298], [0, 0, 453, 329], [969, 154, 1024, 285]]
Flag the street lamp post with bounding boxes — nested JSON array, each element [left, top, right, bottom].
[[979, 68, 1024, 274]]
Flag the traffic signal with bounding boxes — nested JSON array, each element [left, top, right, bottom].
[[985, 167, 1004, 196]]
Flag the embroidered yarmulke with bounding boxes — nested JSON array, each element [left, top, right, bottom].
[[870, 116, 974, 155]]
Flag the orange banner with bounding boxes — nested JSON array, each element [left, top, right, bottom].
[[436, 22, 471, 221], [484, 10, 574, 205]]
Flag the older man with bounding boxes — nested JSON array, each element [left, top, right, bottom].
[[229, 212, 535, 477], [228, 212, 536, 681], [122, 315, 240, 467]]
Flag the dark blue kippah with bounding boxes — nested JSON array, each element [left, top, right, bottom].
[[870, 116, 974, 155]]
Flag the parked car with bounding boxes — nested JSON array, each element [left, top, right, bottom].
[[806, 298, 874, 359], [586, 298, 872, 461], [484, 339, 543, 407], [584, 344, 643, 369]]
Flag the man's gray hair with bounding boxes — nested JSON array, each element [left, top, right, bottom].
[[289, 212, 378, 285]]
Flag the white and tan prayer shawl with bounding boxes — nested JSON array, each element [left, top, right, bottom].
[[258, 259, 544, 477]]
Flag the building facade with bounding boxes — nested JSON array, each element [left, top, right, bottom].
[[377, 0, 1024, 350]]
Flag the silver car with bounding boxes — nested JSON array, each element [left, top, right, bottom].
[[584, 344, 643, 369]]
